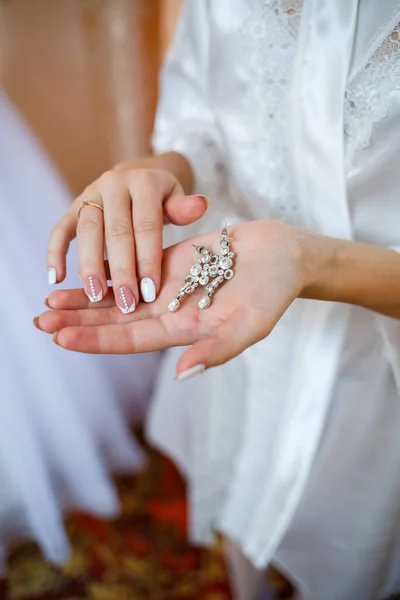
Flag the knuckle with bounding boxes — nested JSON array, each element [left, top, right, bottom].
[[126, 323, 136, 351], [99, 170, 121, 190], [77, 217, 101, 233], [132, 169, 156, 189], [110, 267, 136, 281], [107, 219, 132, 239], [80, 183, 95, 198], [77, 183, 99, 207], [134, 217, 158, 235], [137, 257, 155, 273]]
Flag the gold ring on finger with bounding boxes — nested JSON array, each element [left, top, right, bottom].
[[78, 197, 104, 219]]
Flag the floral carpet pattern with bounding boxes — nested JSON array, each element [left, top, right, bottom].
[[2, 442, 231, 600], [2, 439, 400, 600]]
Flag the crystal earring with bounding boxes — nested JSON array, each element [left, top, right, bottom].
[[168, 226, 235, 312]]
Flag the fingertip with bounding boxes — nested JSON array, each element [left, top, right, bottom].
[[184, 194, 209, 221], [52, 327, 71, 350], [140, 278, 157, 303], [46, 246, 68, 282], [48, 267, 57, 285], [54, 326, 91, 353], [176, 346, 208, 377], [175, 363, 206, 382], [197, 194, 210, 211], [46, 289, 75, 310], [35, 313, 60, 335], [115, 285, 137, 314], [53, 329, 75, 351], [46, 291, 61, 310], [47, 265, 68, 286], [36, 310, 57, 334], [34, 314, 54, 334], [164, 194, 209, 226]]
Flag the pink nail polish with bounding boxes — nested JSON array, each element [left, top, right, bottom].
[[85, 276, 103, 303], [117, 286, 136, 314]]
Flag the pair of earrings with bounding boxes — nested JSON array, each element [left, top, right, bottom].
[[168, 227, 235, 312]]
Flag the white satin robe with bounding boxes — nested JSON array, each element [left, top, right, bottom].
[[147, 1, 400, 599]]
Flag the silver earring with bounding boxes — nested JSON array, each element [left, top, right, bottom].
[[168, 226, 235, 312]]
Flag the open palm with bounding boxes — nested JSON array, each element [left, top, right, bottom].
[[37, 221, 306, 374]]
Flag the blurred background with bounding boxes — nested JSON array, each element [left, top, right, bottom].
[[0, 2, 233, 599], [0, 0, 182, 193]]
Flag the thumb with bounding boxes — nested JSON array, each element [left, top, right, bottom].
[[163, 194, 209, 226], [175, 313, 266, 380]]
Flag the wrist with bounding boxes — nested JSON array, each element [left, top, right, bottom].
[[294, 227, 338, 300]]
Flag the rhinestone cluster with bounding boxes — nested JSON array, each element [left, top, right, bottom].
[[168, 227, 235, 312]]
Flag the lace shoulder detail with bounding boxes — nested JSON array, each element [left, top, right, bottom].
[[239, 2, 400, 182], [237, 0, 302, 220], [344, 23, 400, 166]]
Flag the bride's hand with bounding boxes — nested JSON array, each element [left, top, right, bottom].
[[38, 220, 316, 377], [46, 155, 208, 312]]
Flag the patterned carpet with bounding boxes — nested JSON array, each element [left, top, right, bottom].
[[2, 440, 231, 600], [2, 440, 400, 600]]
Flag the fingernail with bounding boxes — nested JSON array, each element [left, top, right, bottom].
[[117, 286, 136, 314], [53, 332, 59, 345], [176, 364, 206, 382], [198, 195, 210, 210], [140, 278, 156, 303], [85, 276, 103, 303], [48, 267, 57, 285], [33, 316, 40, 329], [44, 298, 50, 308]]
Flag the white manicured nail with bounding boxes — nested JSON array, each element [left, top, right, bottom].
[[140, 278, 156, 303], [176, 364, 206, 382], [48, 267, 57, 285]]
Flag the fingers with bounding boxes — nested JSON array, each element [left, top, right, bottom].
[[76, 191, 108, 303], [176, 312, 264, 378], [99, 172, 139, 314], [128, 171, 164, 304], [69, 169, 206, 315], [163, 194, 209, 226], [46, 287, 115, 311], [53, 314, 192, 354], [78, 259, 111, 282], [38, 307, 119, 333], [39, 295, 154, 333], [47, 211, 77, 284]]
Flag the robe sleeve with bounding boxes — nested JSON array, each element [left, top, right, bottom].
[[152, 0, 227, 197]]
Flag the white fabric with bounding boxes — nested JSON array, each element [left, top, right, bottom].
[[223, 538, 267, 600], [0, 93, 160, 571], [148, 1, 400, 599]]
